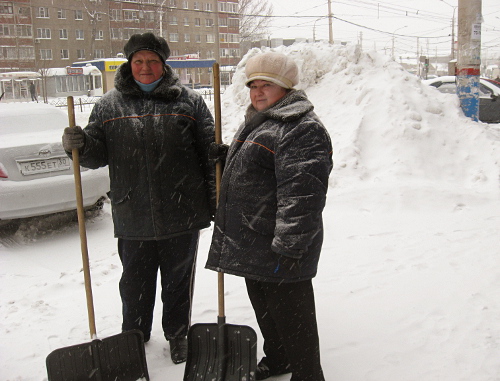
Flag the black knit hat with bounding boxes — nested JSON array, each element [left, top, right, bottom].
[[124, 32, 170, 62]]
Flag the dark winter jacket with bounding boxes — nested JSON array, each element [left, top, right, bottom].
[[206, 90, 333, 282], [73, 63, 215, 240]]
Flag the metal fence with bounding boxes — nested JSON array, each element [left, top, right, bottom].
[[48, 88, 218, 112], [49, 96, 102, 112]]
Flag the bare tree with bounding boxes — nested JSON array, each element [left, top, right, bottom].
[[239, 0, 273, 42]]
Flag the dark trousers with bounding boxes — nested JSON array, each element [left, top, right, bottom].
[[246, 278, 325, 381], [118, 232, 199, 341]]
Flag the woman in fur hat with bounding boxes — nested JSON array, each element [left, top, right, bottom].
[[62, 33, 216, 364], [206, 51, 333, 380]]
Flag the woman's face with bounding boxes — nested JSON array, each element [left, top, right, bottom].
[[130, 50, 164, 84], [249, 80, 288, 111]]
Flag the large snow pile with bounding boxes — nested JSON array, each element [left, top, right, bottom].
[[222, 43, 499, 194]]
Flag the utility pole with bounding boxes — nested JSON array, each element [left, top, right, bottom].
[[451, 7, 457, 60], [328, 0, 333, 44], [456, 0, 481, 122]]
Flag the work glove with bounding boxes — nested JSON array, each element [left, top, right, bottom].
[[209, 142, 229, 163], [62, 126, 85, 152]]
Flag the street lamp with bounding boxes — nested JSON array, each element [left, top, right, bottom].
[[313, 17, 327, 42], [159, 0, 167, 38], [440, 0, 457, 60], [392, 26, 407, 60]]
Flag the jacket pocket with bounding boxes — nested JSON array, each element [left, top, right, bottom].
[[242, 213, 275, 236], [108, 187, 131, 204]]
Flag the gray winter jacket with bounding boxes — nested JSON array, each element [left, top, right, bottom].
[[74, 63, 215, 240], [206, 90, 333, 282]]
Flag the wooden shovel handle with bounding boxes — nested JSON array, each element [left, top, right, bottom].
[[68, 96, 97, 339], [212, 64, 226, 320]]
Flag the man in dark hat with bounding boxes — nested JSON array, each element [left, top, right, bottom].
[[62, 33, 216, 364]]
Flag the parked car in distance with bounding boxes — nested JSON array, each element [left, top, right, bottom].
[[423, 76, 500, 123], [0, 102, 109, 228]]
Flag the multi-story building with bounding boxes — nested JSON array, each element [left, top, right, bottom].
[[0, 0, 240, 76]]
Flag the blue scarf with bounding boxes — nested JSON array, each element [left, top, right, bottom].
[[135, 77, 163, 93]]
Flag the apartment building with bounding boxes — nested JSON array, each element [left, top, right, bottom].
[[0, 0, 241, 73]]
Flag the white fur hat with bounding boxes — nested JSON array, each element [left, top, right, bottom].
[[245, 52, 299, 89]]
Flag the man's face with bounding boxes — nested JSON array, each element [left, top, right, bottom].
[[249, 80, 288, 111], [130, 50, 164, 84]]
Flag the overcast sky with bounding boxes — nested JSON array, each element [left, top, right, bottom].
[[266, 0, 500, 60]]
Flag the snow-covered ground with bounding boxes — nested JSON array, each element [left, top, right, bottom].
[[1, 43, 499, 380]]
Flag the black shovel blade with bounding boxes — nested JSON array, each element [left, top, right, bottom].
[[184, 323, 257, 381], [46, 329, 149, 381]]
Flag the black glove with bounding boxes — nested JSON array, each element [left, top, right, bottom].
[[209, 142, 229, 163], [62, 126, 85, 151]]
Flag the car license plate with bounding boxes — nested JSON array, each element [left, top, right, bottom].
[[17, 156, 71, 175]]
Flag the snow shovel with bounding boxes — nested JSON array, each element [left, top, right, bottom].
[[46, 96, 149, 381], [183, 64, 258, 381]]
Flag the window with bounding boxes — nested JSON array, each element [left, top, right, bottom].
[[94, 49, 105, 59], [206, 34, 214, 43], [75, 10, 83, 20], [40, 49, 52, 60], [110, 9, 121, 21], [205, 3, 213, 11], [18, 46, 35, 59], [206, 50, 214, 59], [228, 33, 239, 43], [195, 34, 201, 43], [219, 18, 228, 27], [169, 33, 179, 42], [18, 7, 30, 17], [228, 18, 239, 28], [168, 0, 176, 7], [193, 1, 199, 10], [76, 49, 85, 59], [123, 28, 140, 40], [59, 29, 68, 39], [37, 28, 51, 39], [60, 49, 69, 59], [76, 30, 84, 40], [219, 2, 238, 13], [194, 18, 201, 27], [0, 3, 13, 15], [36, 7, 49, 18], [169, 16, 177, 25], [0, 24, 15, 37], [16, 25, 32, 37], [96, 30, 104, 40], [124, 11, 137, 21], [111, 28, 121, 39], [205, 19, 213, 27], [183, 17, 189, 26], [0, 46, 17, 59], [57, 9, 66, 19], [184, 33, 190, 42], [145, 11, 155, 22], [182, 1, 189, 9]]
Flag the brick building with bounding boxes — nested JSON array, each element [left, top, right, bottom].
[[0, 0, 240, 73]]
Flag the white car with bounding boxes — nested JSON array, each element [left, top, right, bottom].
[[0, 102, 109, 228], [423, 76, 500, 123]]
